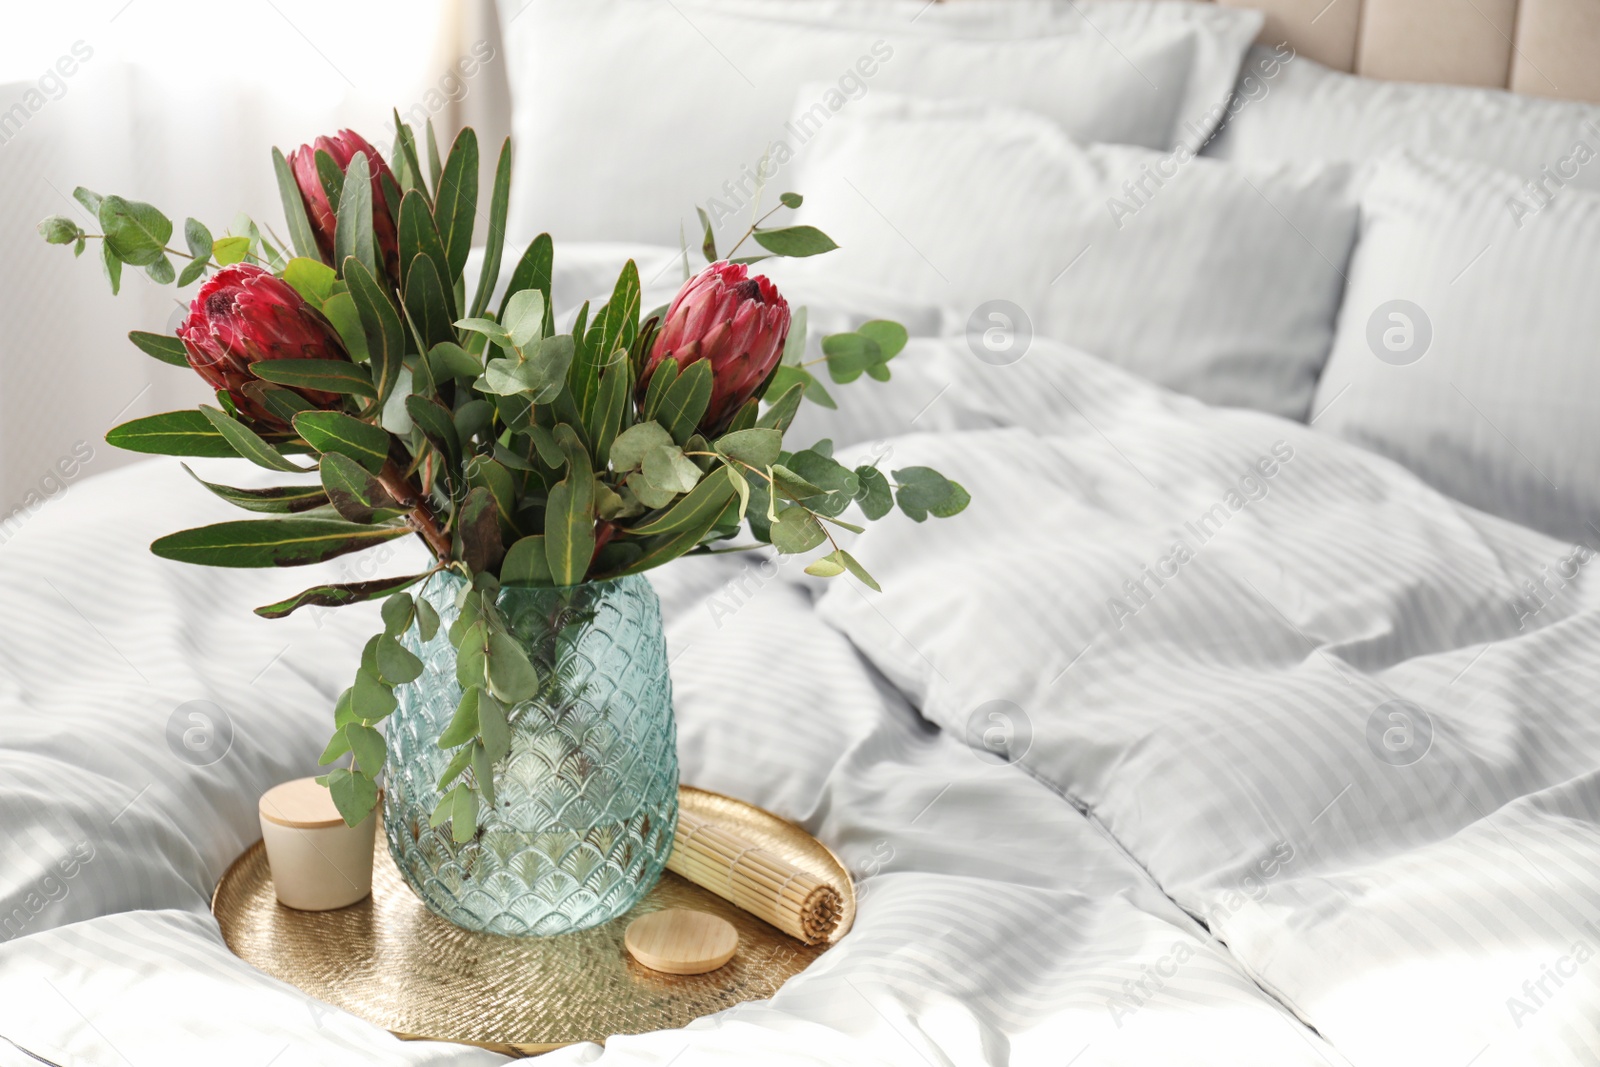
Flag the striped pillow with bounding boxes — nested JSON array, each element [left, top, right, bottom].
[[1310, 152, 1600, 541]]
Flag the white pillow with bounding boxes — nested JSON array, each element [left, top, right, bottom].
[[496, 0, 1263, 244], [1207, 45, 1600, 192], [783, 91, 1357, 420], [1310, 153, 1600, 541]]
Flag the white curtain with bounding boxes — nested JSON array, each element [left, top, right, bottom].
[[0, 0, 510, 516]]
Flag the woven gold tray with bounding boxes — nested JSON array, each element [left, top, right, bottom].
[[212, 786, 854, 1056]]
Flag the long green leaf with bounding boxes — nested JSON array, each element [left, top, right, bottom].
[[292, 411, 390, 474], [199, 405, 309, 472], [333, 151, 376, 280], [344, 256, 405, 405], [626, 466, 736, 536], [403, 254, 454, 353], [405, 394, 461, 475], [255, 572, 428, 618], [129, 331, 188, 368], [543, 426, 595, 585], [659, 359, 713, 444], [578, 260, 639, 421], [251, 359, 375, 397], [152, 518, 409, 568], [615, 501, 731, 576], [498, 233, 553, 329], [588, 361, 628, 469], [470, 138, 513, 319], [271, 146, 321, 261], [182, 464, 327, 514], [391, 110, 428, 200], [320, 452, 401, 524], [433, 127, 478, 282], [396, 190, 454, 317]]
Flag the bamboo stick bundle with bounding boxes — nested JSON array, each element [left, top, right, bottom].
[[667, 808, 842, 945]]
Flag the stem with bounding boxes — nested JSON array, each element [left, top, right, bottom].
[[725, 204, 785, 259], [377, 459, 452, 560]]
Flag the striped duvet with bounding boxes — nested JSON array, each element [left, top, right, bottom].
[[1, 322, 1596, 1065]]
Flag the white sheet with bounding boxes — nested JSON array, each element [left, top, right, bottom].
[[4, 284, 1597, 1064]]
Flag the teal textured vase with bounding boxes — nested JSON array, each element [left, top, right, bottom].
[[383, 572, 678, 936]]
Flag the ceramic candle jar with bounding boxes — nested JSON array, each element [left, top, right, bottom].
[[258, 777, 376, 911]]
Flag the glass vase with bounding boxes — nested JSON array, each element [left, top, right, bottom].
[[383, 571, 678, 936]]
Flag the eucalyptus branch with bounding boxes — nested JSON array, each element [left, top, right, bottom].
[[724, 204, 786, 259]]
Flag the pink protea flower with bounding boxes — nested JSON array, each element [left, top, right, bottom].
[[177, 264, 348, 428], [641, 261, 791, 436], [287, 129, 400, 284]]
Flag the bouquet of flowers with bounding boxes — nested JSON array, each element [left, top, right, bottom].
[[38, 117, 967, 836]]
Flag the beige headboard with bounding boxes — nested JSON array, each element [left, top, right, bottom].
[[1206, 0, 1598, 100]]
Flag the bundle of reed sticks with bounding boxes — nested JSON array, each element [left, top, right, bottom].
[[667, 808, 843, 945]]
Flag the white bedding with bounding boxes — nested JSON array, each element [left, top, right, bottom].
[[3, 280, 1598, 1065]]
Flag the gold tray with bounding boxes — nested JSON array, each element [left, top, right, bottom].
[[212, 786, 854, 1056]]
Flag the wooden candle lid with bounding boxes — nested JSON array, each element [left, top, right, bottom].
[[259, 777, 347, 830], [624, 909, 738, 975]]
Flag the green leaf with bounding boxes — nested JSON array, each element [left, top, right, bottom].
[[433, 127, 478, 281], [544, 430, 595, 585], [854, 465, 893, 520], [696, 205, 717, 263], [376, 634, 424, 685], [455, 622, 488, 689], [254, 573, 425, 618], [272, 146, 321, 261], [715, 428, 781, 470], [415, 595, 440, 641], [151, 517, 409, 568], [614, 494, 735, 576], [73, 186, 103, 216], [183, 464, 327, 514], [472, 741, 497, 809], [177, 257, 208, 288], [252, 358, 375, 397], [436, 745, 472, 792], [292, 411, 390, 473], [609, 420, 674, 473], [405, 394, 461, 473], [589, 361, 628, 468], [457, 486, 505, 574], [341, 722, 386, 774], [486, 629, 539, 704], [930, 481, 971, 518], [642, 444, 702, 495], [582, 261, 640, 417], [344, 256, 405, 405], [477, 689, 509, 761], [779, 192, 803, 209], [283, 257, 338, 306], [752, 225, 838, 258], [627, 467, 737, 536], [319, 451, 401, 524], [403, 254, 455, 352], [199, 405, 310, 473], [128, 331, 188, 368], [451, 783, 479, 842], [99, 196, 172, 266], [498, 233, 554, 329], [428, 341, 481, 380], [893, 466, 956, 517], [382, 591, 414, 635], [470, 138, 513, 319], [183, 217, 213, 262], [858, 320, 908, 362], [659, 358, 713, 444], [822, 332, 882, 384], [318, 767, 378, 826], [100, 241, 122, 295], [439, 686, 482, 748], [38, 215, 82, 244], [144, 255, 176, 285], [641, 357, 678, 422], [392, 111, 428, 198], [212, 235, 251, 266], [106, 409, 240, 458], [501, 535, 553, 585], [396, 190, 454, 316], [334, 151, 376, 280], [456, 316, 513, 350], [771, 506, 827, 554], [502, 289, 546, 350]]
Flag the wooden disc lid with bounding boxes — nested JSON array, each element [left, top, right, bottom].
[[624, 909, 738, 975], [259, 777, 346, 830]]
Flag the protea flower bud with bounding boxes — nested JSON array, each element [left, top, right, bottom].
[[177, 264, 348, 428], [287, 129, 400, 284], [642, 261, 791, 436]]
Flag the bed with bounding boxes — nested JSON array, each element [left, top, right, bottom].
[[5, 1, 1600, 1064]]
